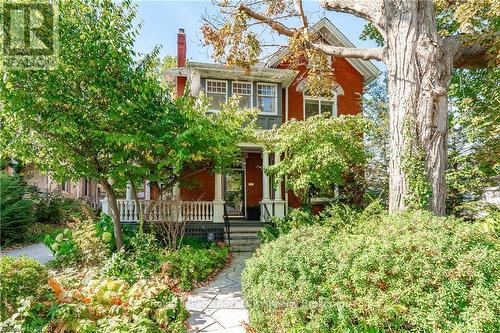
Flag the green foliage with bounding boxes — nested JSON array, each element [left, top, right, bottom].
[[44, 228, 80, 266], [162, 239, 230, 290], [24, 223, 66, 244], [259, 114, 368, 201], [101, 224, 163, 283], [1, 274, 187, 333], [447, 68, 499, 213], [0, 173, 34, 245], [260, 200, 385, 243], [0, 0, 256, 250], [44, 217, 113, 267], [259, 208, 318, 243], [363, 75, 389, 200], [0, 257, 49, 321], [32, 191, 95, 225], [243, 210, 499, 332]]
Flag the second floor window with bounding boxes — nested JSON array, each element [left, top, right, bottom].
[[206, 79, 227, 111], [257, 83, 277, 114], [304, 93, 337, 119], [232, 81, 252, 109]]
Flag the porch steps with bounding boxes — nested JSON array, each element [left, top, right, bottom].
[[227, 222, 266, 252]]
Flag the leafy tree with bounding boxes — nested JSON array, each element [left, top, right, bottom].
[[363, 75, 389, 201], [1, 0, 255, 249], [362, 70, 499, 214], [203, 0, 498, 215], [447, 68, 499, 213], [0, 173, 34, 246], [259, 114, 367, 203]]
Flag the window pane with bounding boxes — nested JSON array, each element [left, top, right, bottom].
[[233, 82, 252, 95], [207, 93, 226, 110], [257, 84, 276, 96], [206, 80, 227, 93], [304, 99, 319, 119], [238, 95, 252, 109], [320, 101, 334, 115], [258, 96, 276, 113]]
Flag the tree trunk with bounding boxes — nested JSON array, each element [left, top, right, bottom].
[[384, 0, 451, 215], [100, 180, 125, 249]]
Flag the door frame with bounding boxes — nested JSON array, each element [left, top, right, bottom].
[[223, 167, 246, 218]]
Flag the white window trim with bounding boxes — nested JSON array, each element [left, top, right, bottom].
[[303, 92, 338, 119], [232, 81, 254, 109], [205, 79, 228, 112], [257, 82, 278, 116]]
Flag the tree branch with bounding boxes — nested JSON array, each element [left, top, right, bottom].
[[444, 34, 498, 69], [239, 3, 383, 61], [320, 0, 383, 27], [238, 4, 296, 37], [310, 42, 383, 61]]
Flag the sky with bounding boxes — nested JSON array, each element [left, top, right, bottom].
[[133, 0, 384, 70]]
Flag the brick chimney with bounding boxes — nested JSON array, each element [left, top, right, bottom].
[[177, 28, 186, 67]]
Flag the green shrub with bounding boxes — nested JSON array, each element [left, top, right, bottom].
[[162, 239, 230, 290], [0, 173, 34, 245], [259, 200, 385, 243], [32, 191, 95, 225], [243, 210, 499, 332], [101, 225, 163, 283], [0, 256, 49, 320], [24, 223, 65, 244], [44, 228, 80, 266], [44, 217, 113, 267]]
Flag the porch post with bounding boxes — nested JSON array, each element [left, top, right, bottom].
[[126, 182, 132, 200], [173, 182, 181, 199], [101, 197, 109, 215], [213, 173, 224, 223], [273, 152, 286, 218], [144, 180, 151, 200], [260, 150, 273, 221]]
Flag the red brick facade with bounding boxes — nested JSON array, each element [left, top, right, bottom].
[[172, 28, 367, 214]]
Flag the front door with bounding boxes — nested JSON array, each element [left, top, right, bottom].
[[224, 169, 245, 217]]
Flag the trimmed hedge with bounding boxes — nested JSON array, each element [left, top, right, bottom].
[[242, 210, 499, 332]]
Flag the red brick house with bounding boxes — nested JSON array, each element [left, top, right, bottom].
[[103, 18, 379, 239]]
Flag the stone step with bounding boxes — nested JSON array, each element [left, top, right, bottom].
[[230, 238, 261, 246], [227, 226, 264, 232], [231, 244, 260, 252], [229, 232, 262, 238]]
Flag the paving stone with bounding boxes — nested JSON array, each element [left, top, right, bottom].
[[187, 253, 253, 332], [211, 309, 248, 328]]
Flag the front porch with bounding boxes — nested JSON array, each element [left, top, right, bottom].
[[101, 146, 288, 224]]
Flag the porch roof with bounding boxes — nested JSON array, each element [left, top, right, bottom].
[[166, 62, 298, 87]]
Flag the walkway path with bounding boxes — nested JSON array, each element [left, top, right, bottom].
[[186, 252, 252, 333], [1, 243, 53, 264]]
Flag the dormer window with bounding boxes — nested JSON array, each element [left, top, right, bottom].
[[232, 81, 253, 109], [304, 94, 337, 119], [206, 79, 227, 111], [257, 83, 277, 115]]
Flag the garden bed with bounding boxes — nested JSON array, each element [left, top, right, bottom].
[[0, 216, 230, 332]]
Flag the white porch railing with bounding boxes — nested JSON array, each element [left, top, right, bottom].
[[108, 199, 214, 223]]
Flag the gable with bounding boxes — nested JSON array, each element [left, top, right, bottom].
[[266, 17, 380, 83]]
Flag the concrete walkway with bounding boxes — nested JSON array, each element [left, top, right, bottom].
[[1, 243, 53, 264], [186, 252, 252, 333]]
